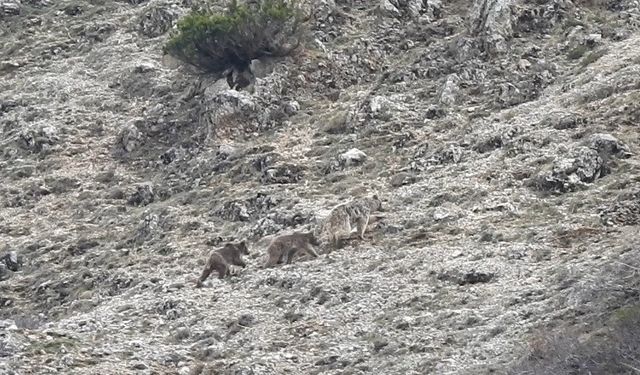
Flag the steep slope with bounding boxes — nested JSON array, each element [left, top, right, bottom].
[[1, 0, 640, 374]]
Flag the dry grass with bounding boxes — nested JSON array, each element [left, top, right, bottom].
[[507, 249, 640, 375], [508, 305, 640, 374]]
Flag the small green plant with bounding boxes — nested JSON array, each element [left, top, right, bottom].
[[165, 0, 304, 73]]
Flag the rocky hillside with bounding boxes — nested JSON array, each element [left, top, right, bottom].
[[2, 0, 640, 373]]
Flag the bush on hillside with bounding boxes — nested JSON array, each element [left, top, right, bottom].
[[164, 0, 304, 73]]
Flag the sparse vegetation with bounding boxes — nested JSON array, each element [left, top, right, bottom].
[[508, 305, 640, 375], [508, 250, 640, 375], [581, 48, 608, 67], [164, 0, 304, 73]]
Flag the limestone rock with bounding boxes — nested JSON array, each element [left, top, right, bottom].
[[19, 125, 59, 153], [369, 96, 392, 119], [529, 147, 607, 193], [128, 182, 155, 206], [0, 0, 20, 17], [284, 100, 300, 116], [439, 74, 460, 106], [249, 59, 275, 79], [138, 3, 181, 37], [587, 133, 632, 159], [130, 210, 162, 245], [390, 172, 417, 187], [470, 0, 515, 54], [261, 163, 304, 184], [0, 263, 9, 281], [377, 0, 401, 17], [119, 122, 142, 153], [339, 148, 367, 167]]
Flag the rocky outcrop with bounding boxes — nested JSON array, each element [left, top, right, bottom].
[[2, 0, 640, 374], [470, 0, 514, 54]]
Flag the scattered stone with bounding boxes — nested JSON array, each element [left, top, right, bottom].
[[237, 314, 256, 327], [95, 170, 115, 183], [377, 0, 400, 17], [131, 361, 148, 370], [315, 355, 340, 366], [369, 96, 391, 119], [473, 135, 502, 153], [44, 176, 81, 194], [138, 3, 180, 37], [541, 111, 585, 130], [128, 182, 155, 206], [427, 144, 463, 164], [322, 110, 350, 134], [1, 0, 20, 17], [372, 336, 389, 352], [437, 270, 495, 285], [63, 4, 82, 16], [130, 211, 161, 245], [0, 60, 22, 73], [425, 105, 446, 119], [470, 0, 515, 54], [18, 125, 59, 153], [439, 74, 460, 106], [528, 147, 607, 193], [394, 317, 411, 330], [249, 58, 275, 79], [68, 239, 99, 256], [339, 148, 367, 167], [261, 163, 304, 184], [173, 327, 190, 342], [283, 311, 304, 323], [217, 200, 250, 222], [599, 191, 640, 226], [118, 122, 142, 153], [0, 264, 10, 281], [0, 319, 17, 330], [2, 251, 20, 272], [283, 100, 300, 116], [201, 88, 261, 138], [390, 172, 417, 187], [587, 133, 632, 159]]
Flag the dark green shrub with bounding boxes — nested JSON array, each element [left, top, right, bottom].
[[165, 0, 304, 73]]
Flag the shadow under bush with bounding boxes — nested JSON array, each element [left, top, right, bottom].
[[164, 0, 304, 73]]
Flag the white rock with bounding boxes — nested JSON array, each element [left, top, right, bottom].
[[586, 33, 602, 44], [119, 123, 141, 153], [339, 148, 368, 166], [284, 100, 300, 115], [369, 95, 390, 117], [470, 0, 515, 54], [377, 0, 400, 17], [1, 0, 20, 16], [0, 319, 17, 331], [249, 58, 274, 79], [439, 74, 460, 106]]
